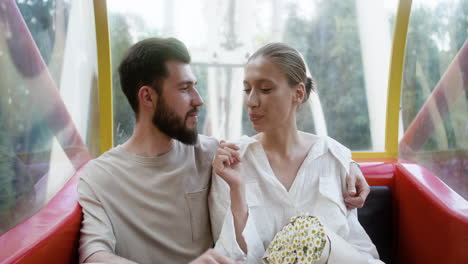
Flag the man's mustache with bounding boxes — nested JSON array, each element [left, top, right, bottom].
[[187, 108, 198, 116], [185, 108, 199, 121]]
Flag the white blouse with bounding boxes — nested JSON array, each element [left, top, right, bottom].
[[209, 135, 383, 264]]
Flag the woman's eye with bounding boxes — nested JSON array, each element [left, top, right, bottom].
[[243, 88, 252, 94], [261, 88, 272, 93]]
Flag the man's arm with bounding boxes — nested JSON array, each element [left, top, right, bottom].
[[189, 249, 241, 264], [84, 251, 138, 264], [78, 178, 118, 263], [344, 162, 370, 209]]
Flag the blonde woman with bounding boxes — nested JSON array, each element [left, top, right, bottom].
[[209, 43, 382, 264]]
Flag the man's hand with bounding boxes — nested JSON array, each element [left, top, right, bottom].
[[344, 162, 370, 209], [189, 249, 242, 264]]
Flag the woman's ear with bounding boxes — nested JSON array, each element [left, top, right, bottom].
[[293, 83, 306, 105], [138, 85, 157, 109]]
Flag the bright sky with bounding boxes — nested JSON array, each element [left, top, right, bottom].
[[107, 0, 456, 15], [106, 0, 457, 49], [107, 0, 206, 47], [108, 0, 165, 26]]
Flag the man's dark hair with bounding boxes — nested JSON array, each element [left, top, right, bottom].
[[118, 37, 191, 118]]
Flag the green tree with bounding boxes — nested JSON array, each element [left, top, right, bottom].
[[109, 14, 135, 145], [400, 0, 467, 200], [402, 1, 467, 151], [110, 13, 162, 145], [109, 13, 218, 143], [16, 0, 57, 64], [283, 0, 371, 150], [0, 0, 57, 234]]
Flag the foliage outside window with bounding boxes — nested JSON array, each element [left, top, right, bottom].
[[0, 0, 97, 235], [109, 0, 397, 153], [399, 0, 468, 199]]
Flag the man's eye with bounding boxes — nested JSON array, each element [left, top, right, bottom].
[[243, 88, 252, 94], [261, 88, 272, 93]]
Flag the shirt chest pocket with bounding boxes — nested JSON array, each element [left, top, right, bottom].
[[185, 188, 211, 241]]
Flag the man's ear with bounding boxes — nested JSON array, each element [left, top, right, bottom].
[[138, 85, 157, 109], [293, 83, 306, 105]]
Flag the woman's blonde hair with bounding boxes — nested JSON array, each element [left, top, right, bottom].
[[247, 43, 315, 102]]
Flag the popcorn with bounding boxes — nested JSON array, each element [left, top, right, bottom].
[[263, 215, 327, 264]]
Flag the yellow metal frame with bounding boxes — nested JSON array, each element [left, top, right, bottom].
[[94, 0, 413, 159], [352, 0, 412, 160], [384, 0, 412, 158], [94, 0, 113, 154], [352, 152, 396, 160]]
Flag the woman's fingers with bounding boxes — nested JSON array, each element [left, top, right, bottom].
[[214, 141, 243, 186], [213, 154, 241, 184], [214, 153, 231, 168], [218, 140, 241, 163], [216, 147, 240, 164], [216, 148, 232, 164], [220, 142, 240, 151]]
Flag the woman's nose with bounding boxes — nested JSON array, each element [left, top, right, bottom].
[[245, 90, 259, 107]]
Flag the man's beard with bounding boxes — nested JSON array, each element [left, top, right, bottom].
[[152, 96, 198, 145]]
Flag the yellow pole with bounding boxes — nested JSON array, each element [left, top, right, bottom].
[[384, 0, 412, 158], [353, 0, 412, 161], [93, 0, 113, 154]]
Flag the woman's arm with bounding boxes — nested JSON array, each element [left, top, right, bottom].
[[229, 184, 248, 253], [342, 209, 383, 263], [325, 137, 383, 263], [336, 168, 383, 263], [211, 141, 248, 253], [210, 141, 265, 263]]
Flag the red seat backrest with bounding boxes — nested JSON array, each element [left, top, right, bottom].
[[0, 170, 83, 264]]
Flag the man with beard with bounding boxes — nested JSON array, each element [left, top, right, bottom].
[[78, 38, 238, 264], [77, 38, 369, 264]]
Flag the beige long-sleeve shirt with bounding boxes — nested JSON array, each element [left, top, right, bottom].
[[209, 135, 383, 264], [78, 135, 218, 264]]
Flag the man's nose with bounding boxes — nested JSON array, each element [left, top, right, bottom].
[[191, 88, 204, 107]]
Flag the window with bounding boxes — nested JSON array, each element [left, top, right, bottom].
[[399, 0, 468, 199], [109, 0, 397, 152], [0, 0, 98, 235]]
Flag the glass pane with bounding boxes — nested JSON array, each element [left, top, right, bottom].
[[109, 0, 397, 151], [399, 0, 468, 199], [0, 0, 97, 235]]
